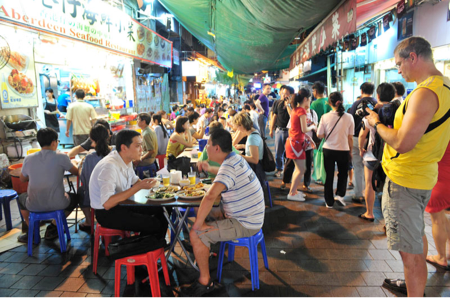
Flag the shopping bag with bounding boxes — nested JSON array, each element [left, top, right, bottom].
[[312, 139, 326, 184]]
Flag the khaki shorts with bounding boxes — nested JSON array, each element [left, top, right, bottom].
[[196, 218, 260, 249], [382, 177, 432, 254]]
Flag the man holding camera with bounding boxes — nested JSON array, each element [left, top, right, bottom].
[[366, 37, 450, 297], [270, 85, 293, 177], [348, 83, 377, 202]]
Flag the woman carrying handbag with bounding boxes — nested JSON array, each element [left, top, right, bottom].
[[285, 88, 316, 201], [317, 92, 354, 208]]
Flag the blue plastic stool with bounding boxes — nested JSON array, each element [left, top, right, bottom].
[[28, 210, 71, 256], [217, 229, 269, 290], [135, 163, 157, 179], [265, 181, 273, 208], [0, 189, 23, 231]]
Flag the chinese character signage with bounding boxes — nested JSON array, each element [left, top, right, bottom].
[[0, 0, 172, 68], [290, 0, 356, 69], [1, 27, 38, 109]]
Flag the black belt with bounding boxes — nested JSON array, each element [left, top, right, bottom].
[[277, 127, 289, 131]]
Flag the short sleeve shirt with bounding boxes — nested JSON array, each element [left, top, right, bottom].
[[259, 95, 269, 117], [213, 152, 265, 230], [317, 111, 355, 151], [21, 150, 74, 212], [246, 131, 264, 160], [66, 100, 97, 135], [89, 151, 140, 210], [141, 126, 157, 165]]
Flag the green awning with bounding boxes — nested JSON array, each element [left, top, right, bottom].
[[158, 0, 342, 73]]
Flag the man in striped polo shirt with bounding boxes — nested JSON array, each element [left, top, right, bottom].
[[183, 129, 265, 297]]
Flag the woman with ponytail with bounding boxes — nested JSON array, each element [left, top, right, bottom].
[[285, 88, 317, 201], [317, 92, 354, 208], [152, 114, 169, 156], [78, 124, 112, 232]]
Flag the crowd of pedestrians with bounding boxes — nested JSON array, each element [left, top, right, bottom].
[[14, 36, 450, 297]]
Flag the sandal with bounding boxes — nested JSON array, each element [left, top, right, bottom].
[[426, 255, 450, 271], [358, 213, 375, 222], [348, 182, 354, 189], [181, 279, 215, 297]]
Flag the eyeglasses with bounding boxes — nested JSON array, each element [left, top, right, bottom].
[[395, 56, 411, 70]]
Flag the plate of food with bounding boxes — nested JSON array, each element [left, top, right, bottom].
[[177, 189, 206, 200], [180, 182, 205, 191], [154, 35, 159, 46], [7, 69, 35, 96], [137, 43, 145, 56], [146, 191, 176, 201], [146, 47, 153, 59], [137, 26, 145, 42], [8, 51, 28, 72], [153, 186, 181, 193]]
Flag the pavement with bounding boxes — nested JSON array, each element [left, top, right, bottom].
[[0, 137, 449, 297]]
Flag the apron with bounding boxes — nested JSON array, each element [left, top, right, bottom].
[[44, 99, 60, 132]]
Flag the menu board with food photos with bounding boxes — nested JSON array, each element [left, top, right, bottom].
[[0, 0, 172, 68], [0, 27, 39, 109]]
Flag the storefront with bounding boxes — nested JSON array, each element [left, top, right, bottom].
[[0, 0, 172, 148]]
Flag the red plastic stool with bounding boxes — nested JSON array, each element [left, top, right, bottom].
[[156, 154, 165, 170], [114, 247, 170, 297], [93, 223, 130, 274]]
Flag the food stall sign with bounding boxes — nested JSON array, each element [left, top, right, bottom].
[[0, 0, 172, 68], [0, 27, 38, 109], [289, 0, 356, 69]]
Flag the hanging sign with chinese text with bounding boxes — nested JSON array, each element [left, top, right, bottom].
[[0, 26, 38, 109], [0, 0, 172, 68], [290, 0, 356, 69]]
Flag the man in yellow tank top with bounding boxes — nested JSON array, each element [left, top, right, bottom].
[[366, 37, 450, 297]]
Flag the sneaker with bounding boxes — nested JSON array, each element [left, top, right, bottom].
[[303, 185, 312, 193], [274, 170, 282, 178], [287, 192, 305, 202], [181, 279, 215, 297], [17, 233, 28, 243], [334, 196, 346, 206], [351, 196, 365, 204], [325, 203, 333, 209], [44, 224, 58, 240], [280, 182, 286, 190]]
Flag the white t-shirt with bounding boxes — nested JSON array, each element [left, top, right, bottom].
[[89, 151, 140, 210], [317, 111, 354, 151], [305, 109, 318, 151], [213, 152, 265, 230], [249, 110, 260, 131]]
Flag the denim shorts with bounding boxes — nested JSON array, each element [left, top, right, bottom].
[[382, 177, 432, 254]]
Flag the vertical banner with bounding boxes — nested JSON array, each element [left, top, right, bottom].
[[398, 10, 414, 41], [0, 27, 38, 108]]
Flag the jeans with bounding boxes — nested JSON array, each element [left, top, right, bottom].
[[323, 149, 349, 206], [303, 149, 313, 187], [352, 136, 365, 197], [258, 114, 267, 139], [274, 128, 289, 170]]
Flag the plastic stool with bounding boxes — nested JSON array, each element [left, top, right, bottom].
[[156, 154, 166, 170], [28, 210, 70, 256], [0, 190, 23, 231], [115, 247, 170, 297], [93, 223, 130, 274], [265, 181, 273, 208], [217, 229, 268, 290], [135, 163, 157, 179]]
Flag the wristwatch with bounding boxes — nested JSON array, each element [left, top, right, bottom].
[[374, 121, 382, 131]]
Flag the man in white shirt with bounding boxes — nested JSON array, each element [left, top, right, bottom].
[[65, 89, 97, 146], [243, 102, 261, 133], [89, 129, 168, 238]]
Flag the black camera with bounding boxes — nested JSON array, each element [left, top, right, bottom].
[[355, 99, 374, 117], [378, 102, 400, 127]]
